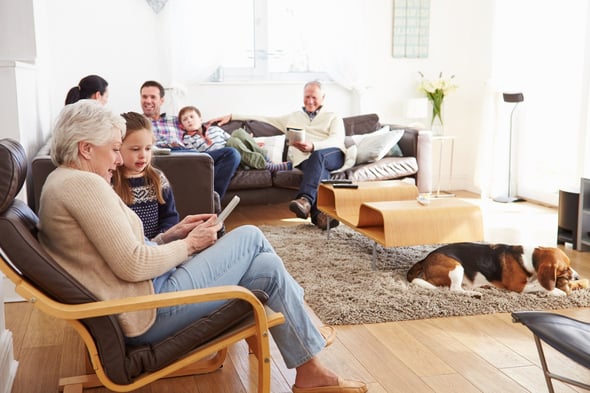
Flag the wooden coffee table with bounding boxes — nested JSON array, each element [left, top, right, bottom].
[[317, 180, 419, 227], [317, 181, 483, 267]]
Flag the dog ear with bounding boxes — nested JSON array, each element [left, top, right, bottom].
[[532, 247, 543, 270], [536, 261, 557, 291], [512, 245, 524, 254]]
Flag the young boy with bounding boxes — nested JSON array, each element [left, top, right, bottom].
[[179, 106, 292, 173]]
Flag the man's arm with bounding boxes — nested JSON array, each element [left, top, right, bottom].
[[210, 113, 291, 135]]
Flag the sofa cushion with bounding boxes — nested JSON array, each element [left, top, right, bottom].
[[244, 120, 284, 137], [254, 134, 286, 163], [343, 113, 380, 136], [331, 145, 358, 174], [272, 169, 303, 190], [354, 128, 404, 165], [341, 156, 418, 182], [227, 169, 273, 190]]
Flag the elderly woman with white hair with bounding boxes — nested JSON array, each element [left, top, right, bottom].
[[37, 100, 366, 393]]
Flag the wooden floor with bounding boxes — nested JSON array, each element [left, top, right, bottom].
[[5, 192, 590, 393]]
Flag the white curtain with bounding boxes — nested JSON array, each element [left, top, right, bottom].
[[162, 0, 370, 111], [162, 0, 226, 86], [482, 0, 589, 205], [293, 0, 370, 112]]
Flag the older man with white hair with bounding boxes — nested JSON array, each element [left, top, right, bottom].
[[210, 81, 346, 230]]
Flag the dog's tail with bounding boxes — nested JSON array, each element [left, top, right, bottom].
[[406, 260, 425, 282]]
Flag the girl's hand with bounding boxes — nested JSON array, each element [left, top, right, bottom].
[[183, 215, 223, 254], [158, 214, 214, 243]]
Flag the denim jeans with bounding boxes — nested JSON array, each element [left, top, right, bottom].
[[296, 147, 344, 218], [126, 225, 325, 369], [207, 147, 240, 199]]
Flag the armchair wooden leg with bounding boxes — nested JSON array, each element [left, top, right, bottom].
[[62, 383, 84, 393], [59, 349, 228, 392], [245, 335, 258, 357]]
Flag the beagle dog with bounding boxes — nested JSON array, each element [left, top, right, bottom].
[[406, 243, 581, 297]]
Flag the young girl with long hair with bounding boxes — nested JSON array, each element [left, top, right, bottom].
[[112, 112, 179, 241]]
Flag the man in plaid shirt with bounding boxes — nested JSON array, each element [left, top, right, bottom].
[[140, 80, 240, 200]]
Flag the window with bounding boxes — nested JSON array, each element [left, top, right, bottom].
[[167, 1, 365, 86], [210, 0, 331, 82]]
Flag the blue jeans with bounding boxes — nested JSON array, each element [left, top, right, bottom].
[[296, 147, 344, 219], [207, 147, 240, 199], [126, 225, 325, 369]]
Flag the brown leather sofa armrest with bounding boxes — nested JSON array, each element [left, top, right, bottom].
[[153, 152, 215, 218], [29, 143, 216, 219]]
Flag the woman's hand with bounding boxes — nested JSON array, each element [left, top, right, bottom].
[[183, 215, 223, 254], [158, 214, 212, 243]]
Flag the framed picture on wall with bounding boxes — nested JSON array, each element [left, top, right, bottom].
[[392, 0, 430, 58]]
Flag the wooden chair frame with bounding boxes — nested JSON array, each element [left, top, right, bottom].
[[0, 247, 285, 393]]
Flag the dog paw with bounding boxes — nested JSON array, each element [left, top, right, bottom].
[[548, 288, 567, 297], [453, 289, 482, 298]]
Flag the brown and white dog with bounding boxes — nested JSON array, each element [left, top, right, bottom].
[[406, 242, 583, 297]]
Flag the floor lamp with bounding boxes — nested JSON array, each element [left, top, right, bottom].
[[494, 92, 525, 203]]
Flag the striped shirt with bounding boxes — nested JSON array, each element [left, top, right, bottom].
[[183, 126, 230, 152]]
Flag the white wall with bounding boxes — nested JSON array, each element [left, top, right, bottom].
[[1, 0, 500, 195], [42, 0, 160, 117]]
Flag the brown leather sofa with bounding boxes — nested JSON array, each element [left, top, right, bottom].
[[28, 113, 431, 215], [219, 113, 432, 205]]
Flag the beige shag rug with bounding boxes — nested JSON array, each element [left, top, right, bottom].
[[259, 224, 590, 325]]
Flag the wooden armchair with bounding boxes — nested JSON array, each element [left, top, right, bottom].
[[0, 138, 285, 392]]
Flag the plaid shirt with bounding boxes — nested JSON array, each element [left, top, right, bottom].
[[151, 113, 185, 147]]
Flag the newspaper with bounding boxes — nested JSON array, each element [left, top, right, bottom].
[[287, 127, 305, 143]]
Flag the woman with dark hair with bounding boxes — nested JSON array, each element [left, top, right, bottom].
[[65, 74, 109, 105]]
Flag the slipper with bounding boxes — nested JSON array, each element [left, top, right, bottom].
[[292, 377, 368, 393], [319, 325, 336, 347]]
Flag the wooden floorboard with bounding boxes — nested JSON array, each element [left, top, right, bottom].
[[4, 191, 590, 392]]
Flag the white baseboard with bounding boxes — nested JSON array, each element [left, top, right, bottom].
[[2, 276, 22, 303]]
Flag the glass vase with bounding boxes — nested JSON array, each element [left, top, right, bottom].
[[431, 102, 444, 136], [431, 117, 444, 136]]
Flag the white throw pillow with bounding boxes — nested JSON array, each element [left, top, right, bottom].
[[351, 125, 390, 145], [331, 145, 358, 174], [254, 134, 286, 163], [355, 128, 405, 165]]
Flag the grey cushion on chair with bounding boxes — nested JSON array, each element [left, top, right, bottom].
[[0, 138, 267, 385]]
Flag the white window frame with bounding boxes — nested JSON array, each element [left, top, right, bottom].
[[218, 0, 330, 82]]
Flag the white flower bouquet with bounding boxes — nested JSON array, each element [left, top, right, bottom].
[[418, 72, 457, 126]]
